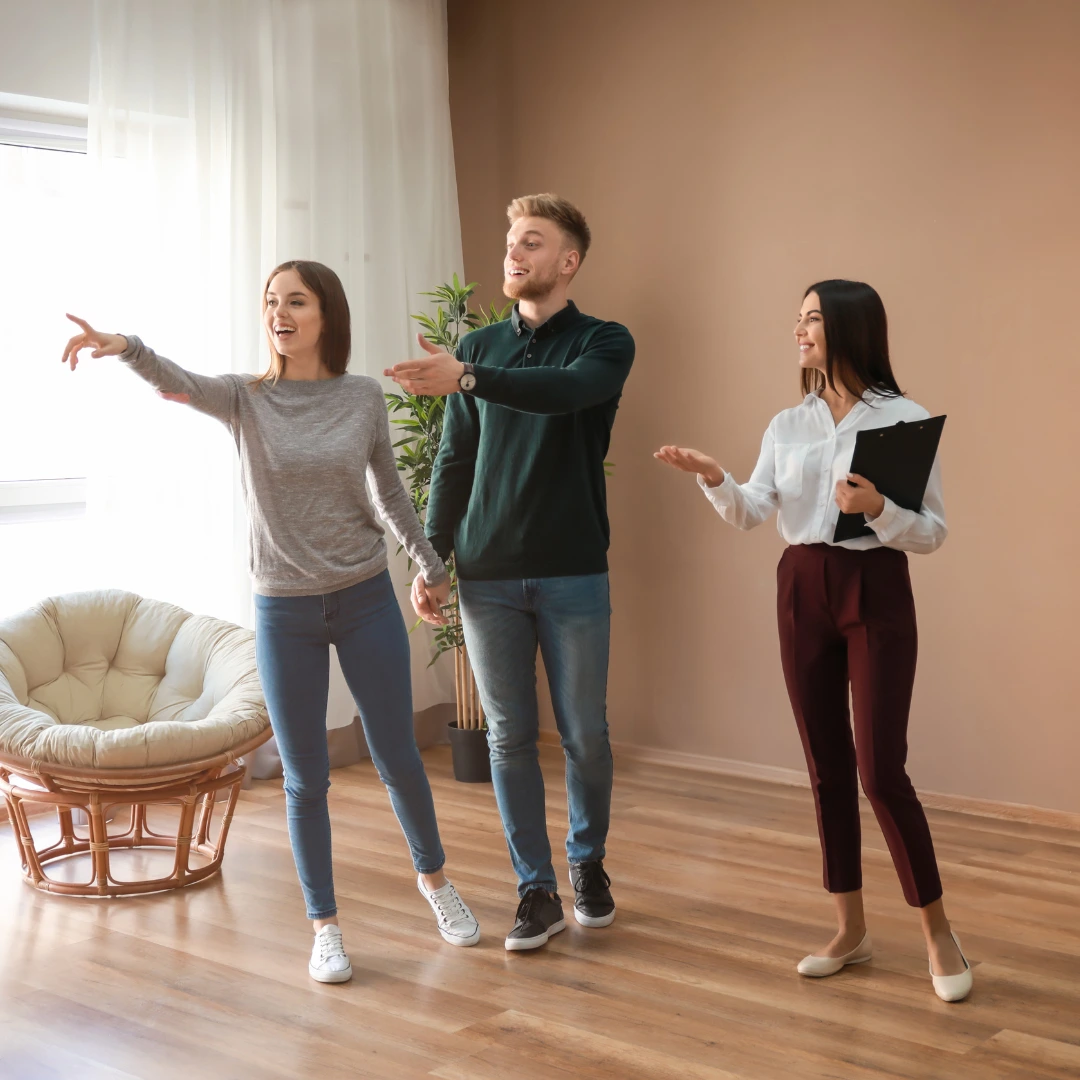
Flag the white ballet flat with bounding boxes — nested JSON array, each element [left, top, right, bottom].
[[930, 931, 973, 1002], [797, 932, 873, 977]]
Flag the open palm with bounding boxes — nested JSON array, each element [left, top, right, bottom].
[[654, 445, 725, 487]]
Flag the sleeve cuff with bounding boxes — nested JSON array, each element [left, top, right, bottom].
[[119, 334, 141, 362], [866, 496, 902, 539], [423, 565, 450, 588], [696, 470, 734, 506]]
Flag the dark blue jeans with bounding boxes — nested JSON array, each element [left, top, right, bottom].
[[254, 570, 445, 919], [458, 573, 613, 896]]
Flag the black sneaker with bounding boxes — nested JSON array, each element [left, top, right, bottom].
[[504, 888, 566, 951], [569, 860, 616, 927]]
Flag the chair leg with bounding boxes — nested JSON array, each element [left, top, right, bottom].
[[171, 792, 199, 885], [202, 774, 243, 864], [11, 795, 45, 885], [56, 807, 78, 853], [88, 793, 111, 895], [131, 803, 147, 845], [194, 790, 216, 849]]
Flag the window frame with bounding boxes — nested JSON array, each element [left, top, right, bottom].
[[0, 101, 90, 513]]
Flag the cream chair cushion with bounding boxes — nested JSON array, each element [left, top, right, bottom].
[[0, 591, 268, 771]]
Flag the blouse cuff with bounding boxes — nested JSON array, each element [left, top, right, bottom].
[[866, 496, 904, 541], [697, 470, 735, 506]]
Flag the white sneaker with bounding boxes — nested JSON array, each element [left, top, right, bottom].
[[418, 876, 481, 947], [309, 924, 353, 984]]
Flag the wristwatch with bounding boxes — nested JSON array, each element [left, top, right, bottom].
[[458, 362, 477, 393]]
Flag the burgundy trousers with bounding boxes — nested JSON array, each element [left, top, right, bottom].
[[776, 543, 942, 908]]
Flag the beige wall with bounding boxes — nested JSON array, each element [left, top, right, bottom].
[[447, 0, 1080, 813]]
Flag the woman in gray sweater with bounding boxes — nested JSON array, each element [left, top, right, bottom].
[[63, 260, 480, 983]]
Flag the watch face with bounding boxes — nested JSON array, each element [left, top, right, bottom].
[[460, 373, 477, 392]]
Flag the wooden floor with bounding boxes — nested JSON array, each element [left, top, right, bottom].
[[2, 745, 1079, 1080]]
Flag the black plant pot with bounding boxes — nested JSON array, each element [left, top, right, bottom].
[[447, 722, 491, 783]]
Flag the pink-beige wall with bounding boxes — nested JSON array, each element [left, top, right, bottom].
[[447, 0, 1080, 813]]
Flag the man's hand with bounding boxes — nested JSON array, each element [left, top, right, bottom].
[[653, 445, 725, 488], [835, 474, 886, 519], [384, 334, 465, 396], [411, 573, 452, 626]]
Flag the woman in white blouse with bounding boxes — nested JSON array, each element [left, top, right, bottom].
[[655, 279, 972, 1003]]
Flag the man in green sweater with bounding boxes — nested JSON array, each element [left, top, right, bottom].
[[385, 194, 635, 950]]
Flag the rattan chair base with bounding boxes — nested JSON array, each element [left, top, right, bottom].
[[0, 762, 247, 898]]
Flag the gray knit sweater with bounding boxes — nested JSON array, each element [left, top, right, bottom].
[[119, 336, 447, 596]]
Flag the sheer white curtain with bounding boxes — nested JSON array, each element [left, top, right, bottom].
[[84, 0, 460, 719]]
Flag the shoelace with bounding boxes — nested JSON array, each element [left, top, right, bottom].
[[430, 884, 471, 927], [572, 862, 611, 898], [315, 927, 346, 964], [515, 888, 550, 923]]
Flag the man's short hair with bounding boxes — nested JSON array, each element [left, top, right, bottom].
[[507, 193, 592, 263]]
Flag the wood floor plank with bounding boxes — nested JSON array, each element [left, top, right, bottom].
[[437, 1009, 749, 1080], [1, 743, 1078, 1080]]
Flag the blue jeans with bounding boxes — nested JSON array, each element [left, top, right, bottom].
[[254, 570, 445, 920], [458, 573, 612, 896]]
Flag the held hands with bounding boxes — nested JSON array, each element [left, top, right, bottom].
[[411, 573, 452, 626], [61, 315, 127, 370], [835, 474, 886, 519], [383, 335, 465, 396], [653, 445, 725, 488]]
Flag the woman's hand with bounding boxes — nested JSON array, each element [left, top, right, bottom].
[[653, 445, 725, 488], [835, 474, 886, 519], [411, 573, 451, 626], [62, 314, 128, 371]]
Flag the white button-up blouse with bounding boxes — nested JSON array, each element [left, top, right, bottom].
[[698, 391, 947, 554]]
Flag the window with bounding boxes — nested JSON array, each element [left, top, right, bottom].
[[1, 112, 94, 611], [0, 142, 92, 492]]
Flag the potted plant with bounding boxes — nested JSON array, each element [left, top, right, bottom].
[[386, 275, 511, 783]]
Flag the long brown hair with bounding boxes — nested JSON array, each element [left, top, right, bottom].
[[255, 260, 351, 385], [800, 279, 904, 400]]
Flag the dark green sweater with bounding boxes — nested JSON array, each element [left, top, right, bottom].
[[426, 301, 635, 580]]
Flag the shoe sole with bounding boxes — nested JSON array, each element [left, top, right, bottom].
[[568, 870, 616, 928], [308, 963, 354, 984], [504, 917, 566, 951], [439, 926, 481, 947], [573, 908, 615, 928]]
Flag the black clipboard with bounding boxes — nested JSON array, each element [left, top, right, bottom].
[[833, 414, 946, 543]]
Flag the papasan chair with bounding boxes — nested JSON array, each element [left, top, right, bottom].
[[0, 590, 270, 897]]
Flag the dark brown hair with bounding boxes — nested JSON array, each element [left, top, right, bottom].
[[800, 279, 904, 400], [507, 193, 592, 264], [256, 260, 351, 384]]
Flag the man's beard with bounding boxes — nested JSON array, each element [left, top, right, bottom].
[[503, 265, 559, 301]]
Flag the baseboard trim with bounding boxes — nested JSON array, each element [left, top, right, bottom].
[[536, 728, 1080, 831]]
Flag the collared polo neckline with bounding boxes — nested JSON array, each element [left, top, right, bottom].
[[510, 299, 582, 338]]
